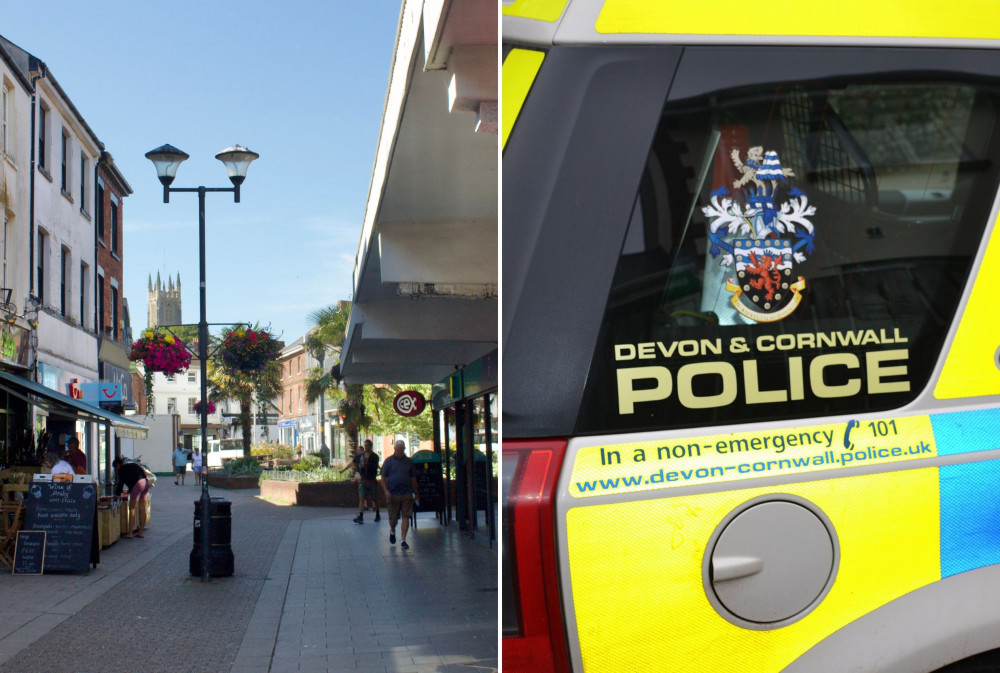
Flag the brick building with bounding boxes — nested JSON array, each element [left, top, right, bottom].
[[95, 151, 133, 410], [276, 337, 310, 451]]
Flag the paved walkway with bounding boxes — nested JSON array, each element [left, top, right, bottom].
[[0, 477, 498, 673]]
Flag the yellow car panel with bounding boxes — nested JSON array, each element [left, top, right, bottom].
[[566, 468, 940, 671]]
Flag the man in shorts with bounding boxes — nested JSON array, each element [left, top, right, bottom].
[[380, 440, 419, 549], [352, 440, 381, 524], [173, 443, 189, 485]]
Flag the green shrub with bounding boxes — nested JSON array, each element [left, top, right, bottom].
[[225, 456, 263, 476], [262, 467, 349, 483], [305, 450, 328, 466], [293, 454, 323, 471], [252, 441, 295, 460]]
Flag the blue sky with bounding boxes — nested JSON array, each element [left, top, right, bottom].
[[0, 1, 402, 341]]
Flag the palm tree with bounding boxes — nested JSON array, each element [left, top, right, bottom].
[[207, 326, 283, 458], [304, 301, 368, 465]]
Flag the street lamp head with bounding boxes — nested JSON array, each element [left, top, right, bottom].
[[144, 144, 189, 187], [215, 145, 259, 187]]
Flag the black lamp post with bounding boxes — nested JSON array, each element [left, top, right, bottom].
[[144, 143, 258, 582]]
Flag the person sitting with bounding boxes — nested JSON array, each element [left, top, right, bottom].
[[44, 451, 74, 475], [113, 458, 149, 538]]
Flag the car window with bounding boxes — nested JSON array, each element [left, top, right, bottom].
[[577, 78, 1000, 434]]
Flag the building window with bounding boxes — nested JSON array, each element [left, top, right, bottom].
[[37, 231, 45, 304], [297, 356, 301, 373], [79, 156, 87, 212], [110, 197, 119, 254], [79, 262, 88, 328], [187, 371, 196, 383], [97, 272, 105, 334], [60, 132, 68, 192], [111, 284, 119, 341], [59, 247, 68, 317], [1, 83, 8, 156], [2, 215, 7, 288], [38, 105, 46, 171], [166, 374, 176, 383], [167, 397, 176, 414], [187, 398, 196, 414], [96, 180, 105, 243]]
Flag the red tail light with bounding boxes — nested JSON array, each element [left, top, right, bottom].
[[502, 439, 571, 673]]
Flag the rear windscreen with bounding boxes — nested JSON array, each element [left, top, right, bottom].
[[577, 79, 1000, 434]]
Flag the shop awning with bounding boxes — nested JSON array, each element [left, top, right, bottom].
[[0, 370, 149, 439]]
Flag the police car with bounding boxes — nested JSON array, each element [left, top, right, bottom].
[[502, 1, 1000, 671]]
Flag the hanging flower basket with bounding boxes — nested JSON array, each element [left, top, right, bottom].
[[129, 330, 193, 413], [218, 327, 281, 373], [193, 400, 216, 415]]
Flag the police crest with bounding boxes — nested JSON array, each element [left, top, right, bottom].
[[702, 146, 815, 322]]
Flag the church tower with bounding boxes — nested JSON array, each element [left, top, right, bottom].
[[147, 272, 182, 328]]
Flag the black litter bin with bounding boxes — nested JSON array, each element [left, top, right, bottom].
[[189, 497, 234, 577]]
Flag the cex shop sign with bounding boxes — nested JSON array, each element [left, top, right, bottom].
[[79, 383, 122, 409]]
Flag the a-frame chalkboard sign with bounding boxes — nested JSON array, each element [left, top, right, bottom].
[[24, 481, 99, 573]]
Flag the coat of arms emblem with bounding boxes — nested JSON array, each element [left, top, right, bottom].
[[702, 146, 816, 322]]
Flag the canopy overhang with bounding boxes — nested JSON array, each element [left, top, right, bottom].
[[0, 370, 149, 439], [341, 0, 498, 385]]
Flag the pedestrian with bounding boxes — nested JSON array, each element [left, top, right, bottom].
[[113, 458, 149, 538], [380, 439, 419, 549], [192, 447, 203, 485], [173, 443, 189, 485], [67, 436, 87, 475], [352, 439, 381, 524], [43, 451, 74, 475]]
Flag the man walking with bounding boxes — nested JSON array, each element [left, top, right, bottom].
[[352, 439, 381, 524], [380, 439, 418, 549], [173, 443, 189, 485]]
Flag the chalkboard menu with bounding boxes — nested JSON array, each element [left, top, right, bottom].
[[12, 531, 46, 575], [24, 481, 98, 573], [411, 451, 444, 514]]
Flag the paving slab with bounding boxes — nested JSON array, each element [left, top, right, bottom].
[[0, 478, 497, 673]]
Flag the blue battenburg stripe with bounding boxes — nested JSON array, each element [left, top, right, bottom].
[[940, 460, 1000, 577], [933, 408, 1000, 577], [931, 407, 1000, 456]]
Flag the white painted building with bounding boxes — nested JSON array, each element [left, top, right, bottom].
[[146, 360, 226, 449], [0, 41, 32, 322], [0, 40, 104, 403]]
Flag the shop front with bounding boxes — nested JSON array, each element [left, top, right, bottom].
[[431, 350, 497, 545], [0, 370, 148, 491], [0, 369, 148, 571]]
